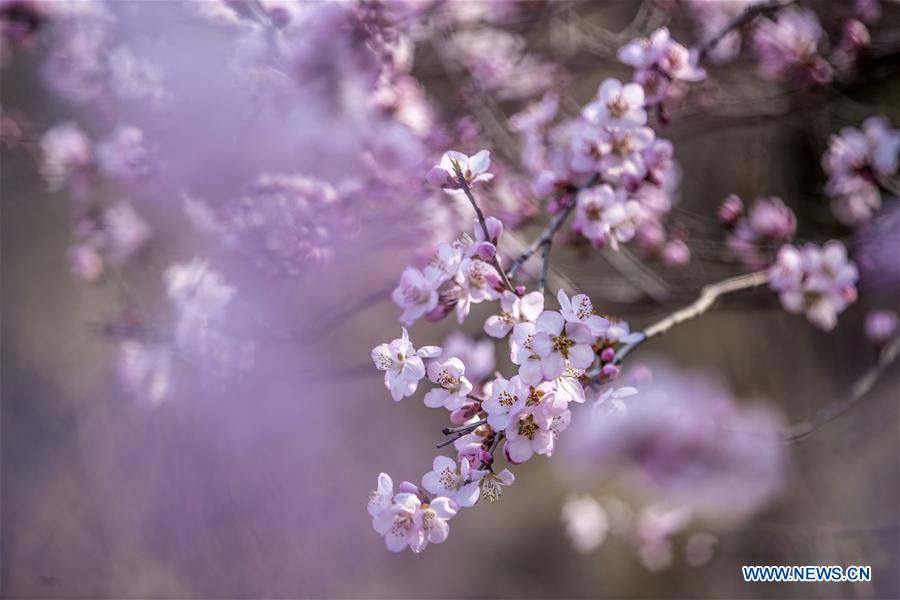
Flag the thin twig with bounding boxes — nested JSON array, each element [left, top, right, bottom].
[[613, 270, 770, 363], [538, 239, 552, 292], [785, 335, 900, 443], [508, 199, 577, 277], [442, 418, 487, 436], [455, 170, 515, 292]]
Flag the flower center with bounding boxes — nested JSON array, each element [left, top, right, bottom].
[[607, 96, 628, 118], [436, 370, 459, 389], [438, 467, 457, 489], [526, 387, 544, 406], [552, 333, 575, 358], [518, 415, 538, 440]]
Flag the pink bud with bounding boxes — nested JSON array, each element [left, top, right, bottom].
[[841, 19, 870, 50], [600, 363, 620, 382], [484, 216, 504, 242], [424, 304, 450, 322], [600, 347, 616, 363], [474, 241, 497, 261], [637, 222, 665, 255], [398, 481, 419, 494], [479, 450, 493, 464], [662, 240, 690, 266], [718, 194, 743, 226], [449, 408, 469, 425], [426, 166, 450, 187], [515, 285, 526, 296]]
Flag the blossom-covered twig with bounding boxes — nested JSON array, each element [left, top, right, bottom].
[[454, 166, 515, 292]]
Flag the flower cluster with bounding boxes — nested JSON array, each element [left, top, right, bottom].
[[769, 240, 859, 331], [514, 77, 685, 260], [752, 6, 832, 85], [617, 27, 706, 108], [370, 271, 655, 551], [720, 194, 797, 270], [392, 150, 512, 326], [822, 115, 899, 226]]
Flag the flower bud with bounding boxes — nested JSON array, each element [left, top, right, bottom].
[[474, 241, 497, 261], [398, 481, 419, 494], [600, 363, 620, 382], [718, 194, 743, 226], [424, 304, 450, 322], [484, 216, 504, 242], [600, 347, 616, 363]]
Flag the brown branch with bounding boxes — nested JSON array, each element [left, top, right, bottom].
[[612, 270, 770, 364], [455, 169, 515, 292], [785, 334, 900, 443]]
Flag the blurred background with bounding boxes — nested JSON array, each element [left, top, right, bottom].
[[2, 1, 899, 598]]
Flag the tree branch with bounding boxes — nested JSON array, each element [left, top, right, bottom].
[[785, 334, 900, 443], [613, 270, 771, 364], [455, 171, 515, 292]]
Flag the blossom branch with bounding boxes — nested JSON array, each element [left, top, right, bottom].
[[454, 168, 515, 292], [538, 238, 552, 292], [507, 199, 577, 277], [613, 270, 771, 364]]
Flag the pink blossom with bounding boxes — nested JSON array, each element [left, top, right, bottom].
[[423, 358, 473, 410], [504, 398, 570, 464], [472, 468, 514, 503], [392, 266, 439, 326], [40, 121, 93, 192], [371, 327, 442, 401], [426, 149, 493, 190], [453, 258, 501, 324], [752, 7, 832, 84], [556, 289, 610, 337], [769, 241, 859, 331], [618, 27, 705, 105], [582, 78, 647, 128], [725, 195, 796, 269], [484, 290, 544, 338], [574, 184, 644, 250], [531, 310, 597, 380], [421, 455, 482, 508], [822, 115, 899, 225], [371, 491, 457, 553]]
